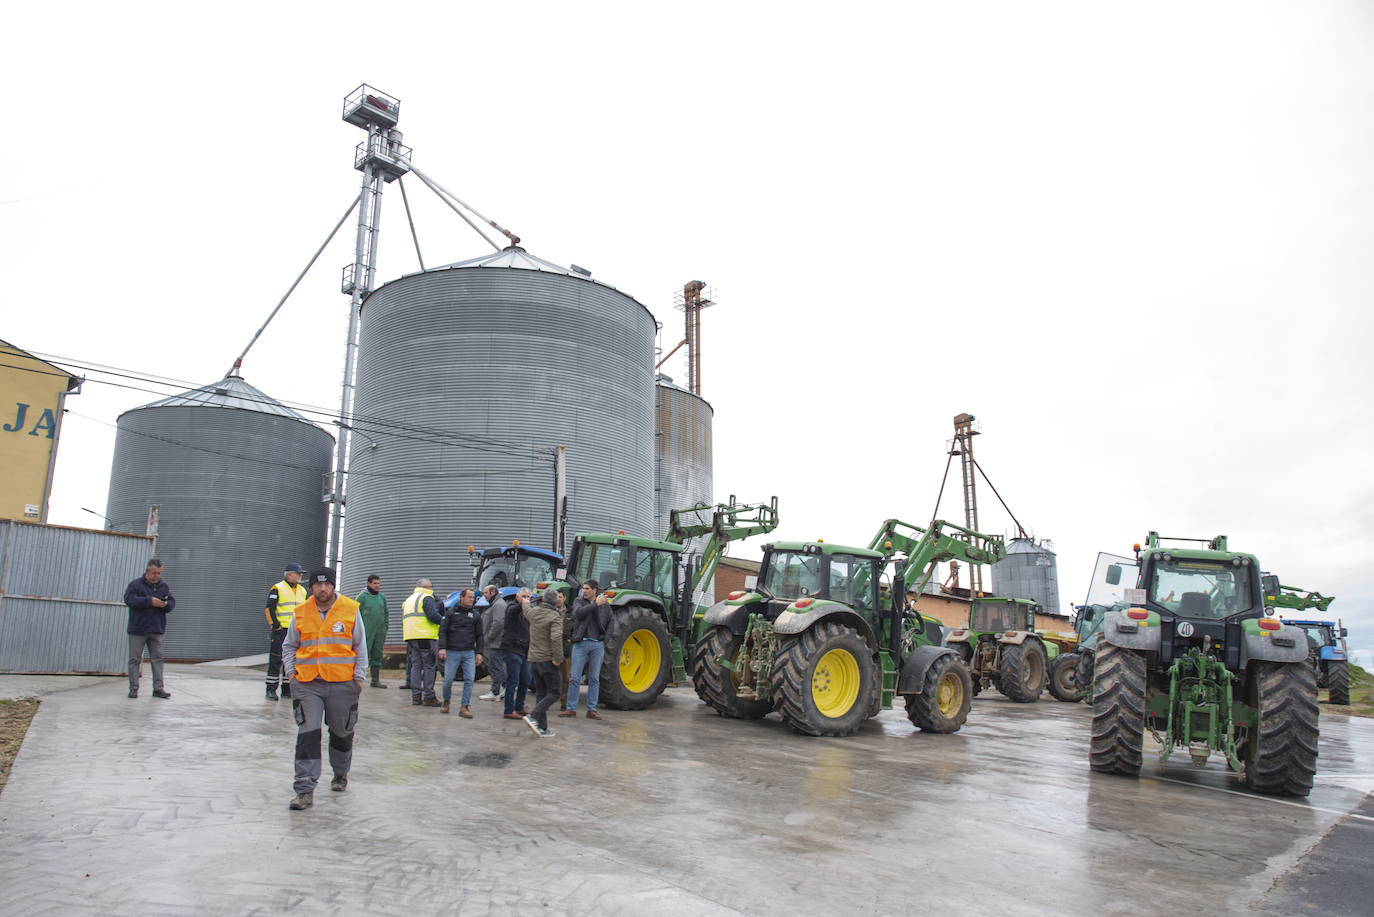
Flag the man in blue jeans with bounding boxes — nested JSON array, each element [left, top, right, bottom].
[[501, 587, 532, 720], [437, 588, 483, 717], [559, 579, 610, 720]]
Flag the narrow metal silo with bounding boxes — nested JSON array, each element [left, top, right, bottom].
[[653, 376, 713, 538], [341, 247, 657, 643], [991, 536, 1063, 617], [106, 376, 334, 660]]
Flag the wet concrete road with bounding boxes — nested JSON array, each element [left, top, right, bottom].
[[0, 666, 1370, 915]]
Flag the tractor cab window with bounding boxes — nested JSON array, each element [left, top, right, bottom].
[[519, 555, 557, 587], [828, 555, 877, 611], [1149, 559, 1252, 619], [478, 553, 559, 590], [971, 600, 1020, 632], [478, 558, 515, 591], [633, 548, 677, 597], [575, 543, 628, 590], [761, 551, 822, 601]]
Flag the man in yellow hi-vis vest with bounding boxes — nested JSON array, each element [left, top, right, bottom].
[[266, 562, 307, 701], [402, 578, 445, 707]]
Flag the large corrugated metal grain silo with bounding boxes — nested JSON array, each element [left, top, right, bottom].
[[654, 377, 713, 538], [341, 247, 656, 642], [991, 536, 1063, 617], [106, 376, 334, 660]]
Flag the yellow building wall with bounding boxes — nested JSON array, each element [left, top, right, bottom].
[[0, 346, 73, 521]]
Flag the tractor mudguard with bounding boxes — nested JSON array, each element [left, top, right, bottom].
[[1100, 612, 1162, 652], [995, 631, 1035, 646], [1318, 646, 1345, 661], [773, 604, 877, 649], [1241, 626, 1309, 665], [897, 645, 960, 695], [944, 629, 971, 645], [608, 590, 664, 613], [701, 600, 757, 634]]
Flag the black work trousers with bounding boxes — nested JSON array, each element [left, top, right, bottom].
[[530, 660, 561, 730]]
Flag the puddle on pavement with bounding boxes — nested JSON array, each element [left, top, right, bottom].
[[458, 751, 512, 768]]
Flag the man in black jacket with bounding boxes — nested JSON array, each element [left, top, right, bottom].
[[124, 559, 175, 700], [438, 588, 483, 716], [559, 580, 610, 719], [500, 587, 532, 719]]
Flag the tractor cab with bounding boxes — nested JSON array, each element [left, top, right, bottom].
[[562, 533, 682, 602], [753, 542, 882, 622], [468, 544, 563, 602]]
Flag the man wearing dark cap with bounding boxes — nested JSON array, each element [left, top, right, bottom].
[[522, 587, 564, 738], [265, 562, 307, 701], [283, 567, 366, 811]]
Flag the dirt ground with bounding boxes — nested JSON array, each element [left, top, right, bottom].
[[0, 699, 39, 795]]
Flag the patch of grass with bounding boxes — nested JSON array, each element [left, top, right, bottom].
[[0, 698, 39, 796], [1340, 663, 1374, 719]]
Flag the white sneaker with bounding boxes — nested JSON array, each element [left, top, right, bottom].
[[478, 692, 498, 701], [538, 728, 556, 738], [522, 715, 542, 736]]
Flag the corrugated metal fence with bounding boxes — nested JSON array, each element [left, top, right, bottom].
[[0, 520, 154, 674]]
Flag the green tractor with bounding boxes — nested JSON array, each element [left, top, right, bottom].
[[546, 496, 779, 710], [1090, 533, 1320, 796], [690, 519, 1003, 737], [945, 595, 1049, 702]]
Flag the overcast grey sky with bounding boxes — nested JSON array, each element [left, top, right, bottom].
[[5, 2, 1372, 654]]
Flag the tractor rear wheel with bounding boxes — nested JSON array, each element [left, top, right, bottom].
[[1244, 661, 1319, 797], [689, 625, 772, 719], [1327, 660, 1350, 706], [904, 653, 973, 733], [598, 605, 672, 710], [1090, 644, 1146, 776], [1048, 652, 1080, 703], [772, 621, 878, 737], [999, 641, 1047, 703]]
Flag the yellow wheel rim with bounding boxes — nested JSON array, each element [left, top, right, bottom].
[[936, 669, 965, 716], [812, 648, 860, 718], [620, 628, 661, 694]]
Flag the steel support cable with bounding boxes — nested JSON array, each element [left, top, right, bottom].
[[26, 351, 548, 456], [397, 177, 426, 271], [226, 194, 362, 378], [971, 457, 1027, 539], [407, 164, 521, 250], [68, 409, 546, 480], [406, 168, 501, 252], [930, 449, 956, 526]]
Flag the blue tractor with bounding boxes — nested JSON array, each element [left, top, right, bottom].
[[457, 541, 564, 608]]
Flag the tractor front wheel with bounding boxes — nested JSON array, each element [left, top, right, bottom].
[[1327, 660, 1350, 706], [772, 621, 877, 737], [904, 653, 973, 733], [599, 606, 672, 710], [1090, 644, 1146, 776], [1048, 652, 1080, 703], [999, 641, 1047, 703], [1244, 661, 1319, 797], [689, 625, 772, 719]]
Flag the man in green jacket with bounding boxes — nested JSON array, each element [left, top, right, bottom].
[[356, 573, 389, 688], [522, 587, 564, 738]]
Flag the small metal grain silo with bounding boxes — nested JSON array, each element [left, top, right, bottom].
[[341, 247, 657, 642], [106, 376, 334, 660], [991, 536, 1063, 618], [653, 376, 713, 538]]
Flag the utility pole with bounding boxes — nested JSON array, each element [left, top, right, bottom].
[[327, 85, 412, 570]]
